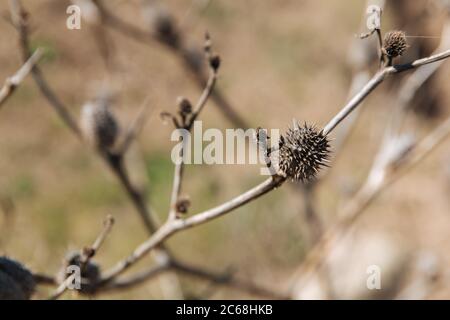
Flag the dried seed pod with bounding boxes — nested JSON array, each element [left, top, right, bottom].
[[275, 121, 331, 182], [0, 256, 36, 300], [383, 30, 408, 59], [57, 251, 101, 295], [81, 95, 119, 151]]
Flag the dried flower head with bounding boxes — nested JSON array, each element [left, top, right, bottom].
[[57, 251, 101, 295], [383, 30, 408, 59], [81, 95, 119, 152], [275, 121, 330, 182], [0, 256, 36, 299]]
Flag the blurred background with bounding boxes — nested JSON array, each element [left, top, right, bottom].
[[0, 0, 449, 299]]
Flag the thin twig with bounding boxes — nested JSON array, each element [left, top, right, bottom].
[[171, 259, 290, 299], [323, 49, 450, 135], [9, 0, 82, 138], [117, 96, 153, 155], [100, 175, 286, 284], [100, 261, 170, 292], [32, 273, 57, 286], [81, 215, 115, 265], [168, 46, 219, 221], [0, 48, 43, 109], [48, 273, 78, 300], [386, 21, 450, 139], [100, 255, 288, 299]]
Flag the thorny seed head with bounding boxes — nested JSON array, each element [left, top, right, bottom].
[[0, 256, 36, 300], [383, 30, 408, 58], [275, 121, 331, 182], [58, 251, 101, 295]]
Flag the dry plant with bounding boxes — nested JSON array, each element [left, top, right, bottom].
[[1, 1, 450, 300]]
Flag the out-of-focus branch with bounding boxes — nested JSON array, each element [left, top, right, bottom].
[[92, 0, 249, 129], [386, 21, 450, 138], [71, 0, 116, 70], [100, 262, 169, 292], [171, 259, 290, 299], [117, 97, 153, 155], [48, 215, 115, 300], [289, 114, 450, 296], [32, 273, 57, 286], [9, 0, 82, 138], [100, 257, 288, 299], [0, 48, 42, 109], [80, 215, 115, 266], [9, 0, 158, 234]]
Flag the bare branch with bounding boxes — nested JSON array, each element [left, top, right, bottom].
[[323, 49, 450, 135], [48, 215, 115, 300], [171, 259, 290, 299], [117, 97, 153, 155], [99, 254, 288, 299], [100, 175, 286, 284], [48, 273, 78, 300], [32, 273, 57, 286], [100, 262, 170, 292], [9, 0, 82, 138], [81, 215, 115, 265], [9, 0, 159, 234], [0, 48, 43, 109], [168, 36, 219, 221]]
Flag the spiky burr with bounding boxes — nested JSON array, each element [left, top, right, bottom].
[[80, 94, 119, 152], [0, 256, 36, 300], [275, 121, 331, 182], [383, 30, 408, 59]]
